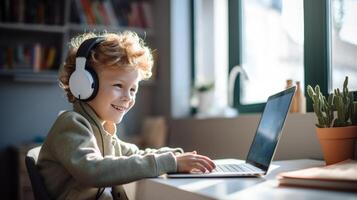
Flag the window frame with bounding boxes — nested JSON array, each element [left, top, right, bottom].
[[303, 0, 330, 112], [191, 0, 356, 115], [228, 0, 266, 113], [228, 0, 339, 113]]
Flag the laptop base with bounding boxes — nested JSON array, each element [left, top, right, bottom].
[[167, 159, 265, 178]]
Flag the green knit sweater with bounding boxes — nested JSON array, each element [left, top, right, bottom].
[[37, 101, 183, 200]]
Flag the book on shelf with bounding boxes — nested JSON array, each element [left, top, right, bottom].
[[102, 0, 119, 26], [128, 2, 144, 28], [33, 43, 42, 71], [278, 159, 357, 192], [70, 0, 153, 29], [0, 44, 58, 71], [141, 1, 153, 28], [71, 0, 87, 24], [111, 0, 130, 27], [0, 0, 63, 25], [97, 1, 111, 26], [80, 0, 96, 25]]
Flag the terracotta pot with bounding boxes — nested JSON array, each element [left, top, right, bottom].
[[316, 126, 357, 165]]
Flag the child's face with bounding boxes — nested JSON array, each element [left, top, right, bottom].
[[88, 67, 140, 124]]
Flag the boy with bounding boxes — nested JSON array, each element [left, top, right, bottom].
[[37, 31, 215, 200]]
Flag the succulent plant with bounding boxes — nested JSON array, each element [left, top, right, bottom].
[[196, 82, 214, 92], [351, 98, 357, 125], [333, 77, 352, 127], [307, 76, 356, 128], [307, 85, 334, 128]]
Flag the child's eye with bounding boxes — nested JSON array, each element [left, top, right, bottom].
[[130, 88, 137, 93], [114, 84, 123, 88]]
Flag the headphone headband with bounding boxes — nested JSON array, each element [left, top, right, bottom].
[[76, 37, 105, 64]]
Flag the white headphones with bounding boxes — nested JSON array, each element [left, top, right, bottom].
[[69, 37, 105, 101]]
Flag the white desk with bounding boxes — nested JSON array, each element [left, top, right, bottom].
[[135, 159, 357, 200]]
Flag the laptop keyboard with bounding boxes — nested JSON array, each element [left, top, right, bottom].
[[212, 163, 259, 173]]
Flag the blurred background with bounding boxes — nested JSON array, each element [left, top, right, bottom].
[[0, 0, 356, 199]]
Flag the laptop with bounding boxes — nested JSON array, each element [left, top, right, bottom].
[[167, 86, 296, 178]]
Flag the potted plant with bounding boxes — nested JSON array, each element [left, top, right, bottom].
[[195, 82, 215, 116], [307, 76, 357, 165]]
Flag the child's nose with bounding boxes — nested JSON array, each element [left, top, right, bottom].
[[120, 91, 132, 101]]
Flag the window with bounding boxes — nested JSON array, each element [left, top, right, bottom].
[[192, 0, 229, 116], [192, 0, 355, 115], [240, 0, 304, 105], [228, 0, 355, 113], [331, 0, 357, 91]]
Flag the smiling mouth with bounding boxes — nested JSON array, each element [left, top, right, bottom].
[[111, 104, 126, 112]]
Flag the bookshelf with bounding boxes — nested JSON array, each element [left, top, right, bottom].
[[0, 0, 154, 83]]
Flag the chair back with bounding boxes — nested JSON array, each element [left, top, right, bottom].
[[25, 146, 51, 200]]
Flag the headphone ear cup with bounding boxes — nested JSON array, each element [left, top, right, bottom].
[[85, 67, 99, 101], [69, 67, 97, 101]]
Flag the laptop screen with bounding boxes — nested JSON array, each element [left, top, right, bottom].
[[246, 87, 295, 171]]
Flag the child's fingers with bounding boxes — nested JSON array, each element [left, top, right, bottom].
[[182, 151, 196, 156], [192, 162, 207, 173], [194, 157, 214, 172], [194, 154, 216, 169]]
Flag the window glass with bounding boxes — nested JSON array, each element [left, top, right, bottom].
[[331, 0, 357, 91], [193, 0, 229, 116], [240, 0, 304, 104]]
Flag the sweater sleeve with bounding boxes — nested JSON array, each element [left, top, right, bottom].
[[48, 113, 177, 188], [119, 139, 184, 156]]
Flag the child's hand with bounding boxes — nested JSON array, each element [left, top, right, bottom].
[[176, 151, 216, 173]]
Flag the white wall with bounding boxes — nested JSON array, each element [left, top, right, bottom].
[[170, 0, 192, 118], [168, 113, 325, 161]]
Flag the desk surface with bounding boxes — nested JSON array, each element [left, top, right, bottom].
[[135, 159, 357, 200]]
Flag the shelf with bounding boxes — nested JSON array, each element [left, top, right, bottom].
[[0, 70, 58, 83], [0, 23, 66, 33], [0, 23, 153, 36], [68, 24, 154, 37], [0, 0, 156, 85]]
